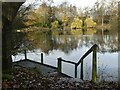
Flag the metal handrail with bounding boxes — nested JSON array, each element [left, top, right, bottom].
[[57, 44, 98, 83], [23, 44, 98, 83], [76, 44, 97, 66]]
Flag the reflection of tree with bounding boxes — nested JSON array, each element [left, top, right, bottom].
[[12, 32, 26, 55], [25, 32, 80, 54], [94, 30, 118, 53], [52, 32, 116, 54], [16, 29, 118, 55], [26, 30, 53, 54], [12, 32, 35, 55], [52, 35, 78, 53]]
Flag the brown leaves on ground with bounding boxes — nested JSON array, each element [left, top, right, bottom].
[[2, 66, 119, 89]]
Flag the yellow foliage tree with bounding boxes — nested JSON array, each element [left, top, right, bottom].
[[71, 17, 82, 29], [51, 21, 59, 29], [23, 12, 39, 27], [61, 15, 68, 22], [85, 17, 97, 28]]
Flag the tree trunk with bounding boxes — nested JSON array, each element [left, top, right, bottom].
[[2, 2, 24, 72], [2, 19, 12, 72]]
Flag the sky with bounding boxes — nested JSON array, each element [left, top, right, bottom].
[[24, 0, 97, 9]]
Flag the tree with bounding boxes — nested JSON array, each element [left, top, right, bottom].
[[85, 17, 97, 28], [92, 0, 107, 25], [106, 0, 118, 15], [51, 20, 59, 29], [71, 17, 82, 29], [2, 2, 24, 71], [13, 4, 37, 29], [35, 2, 54, 27]]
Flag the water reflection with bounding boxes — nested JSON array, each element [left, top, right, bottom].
[[24, 29, 118, 54], [12, 29, 118, 81]]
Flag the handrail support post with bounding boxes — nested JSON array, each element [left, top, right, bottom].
[[24, 50, 27, 60], [57, 57, 62, 73], [92, 46, 97, 83], [75, 64, 77, 78], [41, 53, 43, 64], [80, 59, 83, 80]]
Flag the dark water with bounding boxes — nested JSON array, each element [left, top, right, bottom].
[[12, 29, 118, 82]]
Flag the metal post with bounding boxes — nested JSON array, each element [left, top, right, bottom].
[[24, 50, 27, 60], [57, 57, 62, 72], [75, 64, 77, 78], [41, 53, 43, 64], [92, 46, 97, 83], [80, 59, 83, 80]]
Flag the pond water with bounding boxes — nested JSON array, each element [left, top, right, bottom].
[[12, 30, 118, 82]]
